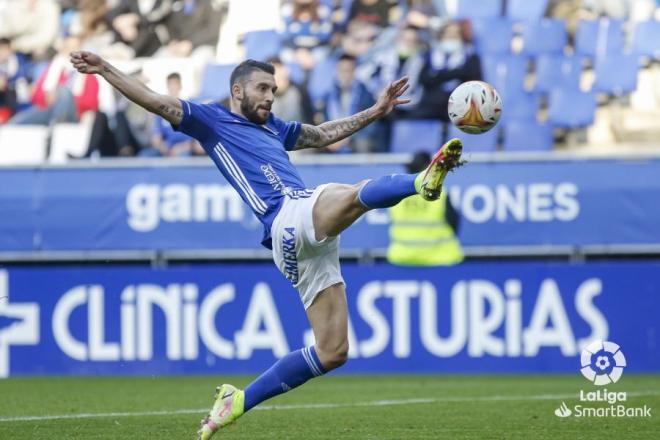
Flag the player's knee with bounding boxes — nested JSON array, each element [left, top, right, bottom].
[[317, 338, 349, 371], [326, 340, 349, 370], [350, 181, 368, 207]]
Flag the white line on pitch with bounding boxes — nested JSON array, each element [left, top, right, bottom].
[[0, 390, 658, 423]]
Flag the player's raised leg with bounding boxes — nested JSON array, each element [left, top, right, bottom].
[[313, 138, 464, 240]]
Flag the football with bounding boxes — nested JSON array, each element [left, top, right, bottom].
[[448, 81, 502, 134]]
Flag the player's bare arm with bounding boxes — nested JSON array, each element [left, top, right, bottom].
[[293, 76, 411, 150], [69, 51, 183, 125]]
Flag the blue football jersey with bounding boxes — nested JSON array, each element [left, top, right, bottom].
[[174, 100, 309, 248]]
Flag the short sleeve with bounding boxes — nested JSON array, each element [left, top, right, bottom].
[[171, 99, 215, 142], [271, 115, 301, 151]]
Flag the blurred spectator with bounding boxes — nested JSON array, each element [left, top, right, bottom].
[[0, 0, 61, 58], [348, 0, 399, 28], [413, 20, 481, 121], [106, 0, 172, 58], [321, 54, 375, 152], [0, 38, 30, 122], [281, 0, 334, 71], [141, 72, 197, 156], [387, 151, 463, 266], [160, 0, 222, 61], [80, 0, 109, 36], [269, 57, 314, 124], [340, 20, 379, 59], [85, 68, 155, 158], [356, 25, 426, 149], [359, 25, 425, 115], [9, 35, 99, 125], [403, 0, 441, 28]]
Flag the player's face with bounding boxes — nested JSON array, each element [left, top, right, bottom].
[[241, 71, 278, 124]]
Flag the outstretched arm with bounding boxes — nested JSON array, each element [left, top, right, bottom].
[[293, 76, 410, 150], [69, 51, 183, 125]]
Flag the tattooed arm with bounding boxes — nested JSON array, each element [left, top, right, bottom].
[[70, 51, 183, 125], [293, 76, 411, 150]]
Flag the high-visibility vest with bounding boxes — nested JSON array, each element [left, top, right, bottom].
[[387, 192, 464, 266]]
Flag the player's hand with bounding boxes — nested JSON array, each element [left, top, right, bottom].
[[373, 76, 411, 117], [69, 51, 105, 75]]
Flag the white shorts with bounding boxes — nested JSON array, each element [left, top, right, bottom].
[[271, 184, 345, 309]]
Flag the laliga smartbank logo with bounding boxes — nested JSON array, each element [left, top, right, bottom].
[[580, 340, 626, 385], [554, 340, 652, 419]]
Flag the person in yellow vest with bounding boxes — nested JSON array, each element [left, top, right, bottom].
[[388, 151, 464, 266]]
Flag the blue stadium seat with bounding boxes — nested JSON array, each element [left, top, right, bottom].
[[632, 20, 660, 59], [448, 124, 499, 152], [244, 30, 282, 62], [390, 120, 443, 154], [521, 19, 567, 56], [506, 0, 548, 22], [195, 64, 236, 102], [471, 18, 513, 54], [534, 54, 582, 94], [308, 57, 337, 103], [455, 0, 501, 19], [575, 19, 624, 58], [480, 55, 527, 102], [547, 89, 596, 127], [503, 120, 553, 151], [592, 54, 640, 95], [501, 91, 540, 122]]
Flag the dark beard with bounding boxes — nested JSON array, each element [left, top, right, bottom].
[[240, 96, 269, 124]]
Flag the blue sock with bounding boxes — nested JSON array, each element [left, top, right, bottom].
[[357, 174, 417, 209], [243, 346, 326, 412]]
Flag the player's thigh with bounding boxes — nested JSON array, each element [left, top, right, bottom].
[[306, 282, 348, 354], [313, 182, 368, 240]]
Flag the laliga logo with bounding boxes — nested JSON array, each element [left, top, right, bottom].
[[580, 340, 626, 386]]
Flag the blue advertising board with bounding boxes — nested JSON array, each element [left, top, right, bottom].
[[0, 261, 658, 377], [2, 157, 660, 252], [0, 160, 660, 251]]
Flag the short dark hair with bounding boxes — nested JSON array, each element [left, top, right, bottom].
[[0, 38, 11, 46], [166, 72, 181, 82], [230, 59, 275, 95]]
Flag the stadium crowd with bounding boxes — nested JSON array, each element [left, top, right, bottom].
[[0, 0, 659, 159]]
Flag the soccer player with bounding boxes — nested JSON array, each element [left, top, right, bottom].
[[69, 52, 463, 439]]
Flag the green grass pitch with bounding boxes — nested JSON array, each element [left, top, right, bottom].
[[0, 374, 658, 439]]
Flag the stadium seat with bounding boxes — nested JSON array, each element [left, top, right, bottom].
[[471, 19, 513, 54], [533, 54, 582, 94], [506, 0, 548, 22], [244, 30, 282, 62], [195, 63, 237, 103], [0, 125, 48, 165], [447, 124, 499, 152], [520, 19, 567, 56], [455, 0, 501, 19], [592, 53, 640, 95], [503, 120, 553, 151], [49, 122, 93, 164], [480, 55, 527, 102], [501, 91, 540, 122], [574, 19, 624, 59], [547, 89, 596, 127], [631, 20, 660, 59], [390, 120, 443, 154]]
